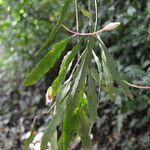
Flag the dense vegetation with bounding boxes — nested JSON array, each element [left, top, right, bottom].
[[0, 0, 149, 149]]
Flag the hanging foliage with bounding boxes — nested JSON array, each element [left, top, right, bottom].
[[23, 0, 150, 149]]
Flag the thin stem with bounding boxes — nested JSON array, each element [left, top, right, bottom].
[[62, 21, 121, 36], [88, 0, 92, 30], [75, 0, 79, 33], [94, 0, 100, 101], [96, 34, 150, 90], [75, 0, 80, 58], [123, 80, 150, 89], [94, 0, 98, 32], [62, 24, 104, 36]]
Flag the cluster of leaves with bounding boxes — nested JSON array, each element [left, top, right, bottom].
[[0, 0, 61, 149], [0, 0, 149, 149], [22, 1, 136, 149], [93, 1, 150, 149]]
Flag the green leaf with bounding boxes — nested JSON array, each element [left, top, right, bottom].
[[51, 131, 58, 150], [57, 49, 89, 149], [86, 74, 98, 124], [52, 43, 81, 96], [90, 67, 100, 84], [24, 37, 70, 86], [58, 89, 89, 150], [102, 63, 117, 100], [92, 50, 116, 100], [81, 9, 91, 18], [71, 49, 88, 96], [92, 50, 102, 89], [77, 108, 92, 150], [55, 80, 72, 106], [97, 35, 133, 100], [35, 0, 72, 56], [90, 67, 115, 94], [22, 127, 36, 150], [59, 97, 79, 150], [41, 101, 65, 150], [92, 50, 101, 77], [55, 48, 87, 107]]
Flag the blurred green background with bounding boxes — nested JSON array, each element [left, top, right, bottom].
[[0, 0, 150, 149]]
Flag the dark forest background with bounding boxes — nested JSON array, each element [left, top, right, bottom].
[[0, 0, 150, 149]]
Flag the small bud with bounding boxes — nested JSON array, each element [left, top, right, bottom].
[[45, 86, 55, 105], [101, 22, 121, 32]]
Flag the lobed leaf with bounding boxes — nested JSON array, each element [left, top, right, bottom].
[[24, 37, 70, 86]]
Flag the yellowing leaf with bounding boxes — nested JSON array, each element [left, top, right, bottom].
[[81, 9, 91, 18], [45, 86, 55, 105]]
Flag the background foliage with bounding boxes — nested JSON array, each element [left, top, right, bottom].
[[0, 0, 149, 149]]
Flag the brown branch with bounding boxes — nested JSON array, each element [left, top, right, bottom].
[[61, 22, 121, 36], [123, 80, 150, 89], [61, 24, 103, 36]]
